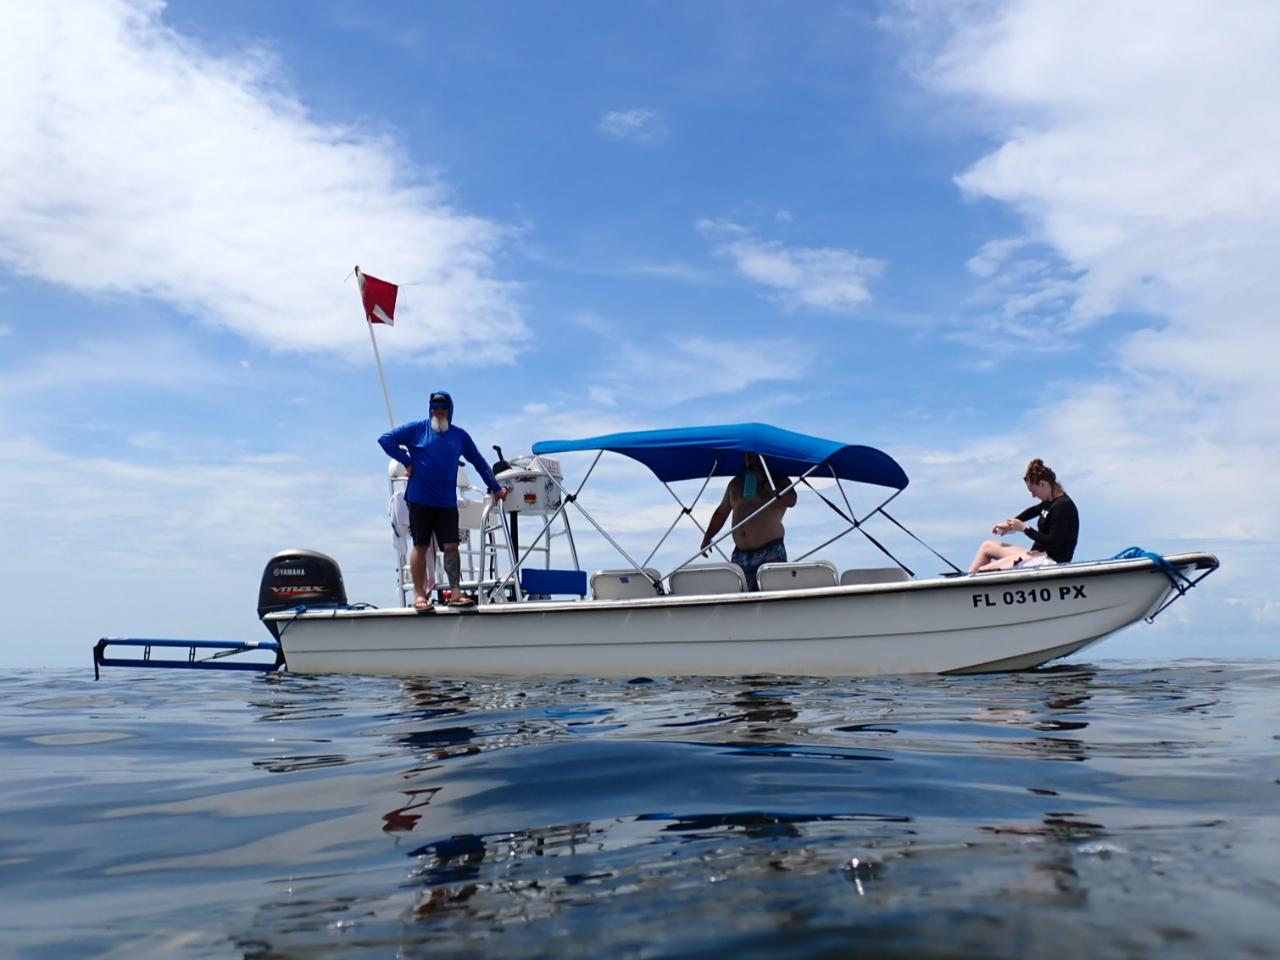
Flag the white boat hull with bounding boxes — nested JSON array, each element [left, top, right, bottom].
[[267, 553, 1215, 678]]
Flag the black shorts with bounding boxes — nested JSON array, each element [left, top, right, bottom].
[[408, 502, 460, 548]]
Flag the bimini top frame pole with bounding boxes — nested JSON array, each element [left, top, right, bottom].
[[794, 480, 911, 575], [535, 452, 661, 588], [666, 461, 825, 580], [530, 423, 913, 589], [481, 455, 594, 603], [642, 462, 730, 571]]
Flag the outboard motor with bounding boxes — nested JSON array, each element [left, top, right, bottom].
[[257, 548, 347, 638]]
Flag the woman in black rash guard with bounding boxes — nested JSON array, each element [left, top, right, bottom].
[[968, 458, 1080, 573]]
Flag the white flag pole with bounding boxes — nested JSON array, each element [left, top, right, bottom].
[[357, 266, 410, 607], [356, 266, 397, 429]]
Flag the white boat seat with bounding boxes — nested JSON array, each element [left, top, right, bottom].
[[591, 568, 664, 600], [840, 567, 910, 586], [667, 563, 747, 596], [756, 560, 838, 592]]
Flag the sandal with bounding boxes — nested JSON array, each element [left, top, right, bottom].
[[447, 594, 476, 608], [413, 596, 433, 613]]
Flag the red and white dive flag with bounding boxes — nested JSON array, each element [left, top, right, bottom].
[[355, 266, 398, 325]]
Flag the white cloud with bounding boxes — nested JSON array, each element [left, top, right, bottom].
[[697, 219, 885, 312], [0, 334, 222, 401], [0, 0, 526, 363], [922, 0, 1280, 341], [569, 310, 614, 336], [597, 334, 810, 407], [563, 311, 810, 407], [892, 0, 1280, 631], [0, 429, 394, 667], [588, 386, 617, 407], [964, 237, 1026, 279], [957, 242, 1085, 350], [598, 108, 667, 143], [899, 0, 1280, 493], [625, 261, 715, 284]]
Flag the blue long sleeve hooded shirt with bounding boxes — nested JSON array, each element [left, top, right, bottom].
[[378, 392, 501, 507]]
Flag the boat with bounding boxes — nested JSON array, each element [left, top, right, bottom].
[[235, 423, 1217, 679]]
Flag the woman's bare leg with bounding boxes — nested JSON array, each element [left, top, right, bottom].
[[976, 552, 1028, 572], [968, 539, 1028, 573]]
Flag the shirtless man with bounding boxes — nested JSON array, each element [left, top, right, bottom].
[[699, 453, 798, 591]]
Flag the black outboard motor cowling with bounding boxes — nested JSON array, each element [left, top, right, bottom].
[[257, 549, 347, 637]]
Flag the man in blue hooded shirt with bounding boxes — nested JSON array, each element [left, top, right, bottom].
[[379, 391, 507, 609]]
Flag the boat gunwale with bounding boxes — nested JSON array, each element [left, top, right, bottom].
[[264, 551, 1215, 622]]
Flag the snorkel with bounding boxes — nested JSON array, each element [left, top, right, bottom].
[[743, 453, 761, 500]]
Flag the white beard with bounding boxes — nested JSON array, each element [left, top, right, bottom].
[[431, 414, 450, 433]]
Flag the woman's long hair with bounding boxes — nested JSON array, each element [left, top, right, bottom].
[[1024, 458, 1066, 497]]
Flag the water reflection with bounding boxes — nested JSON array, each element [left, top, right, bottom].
[[215, 661, 1280, 958], [382, 785, 442, 834]]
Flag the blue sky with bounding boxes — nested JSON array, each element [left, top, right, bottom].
[[2, 0, 1276, 668]]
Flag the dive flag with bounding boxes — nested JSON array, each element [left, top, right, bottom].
[[356, 266, 398, 325]]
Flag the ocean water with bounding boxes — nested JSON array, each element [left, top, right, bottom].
[[1, 660, 1277, 959]]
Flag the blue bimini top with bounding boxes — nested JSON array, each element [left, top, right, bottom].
[[532, 422, 908, 489]]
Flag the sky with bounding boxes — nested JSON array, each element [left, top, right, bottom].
[[1, 0, 1276, 669]]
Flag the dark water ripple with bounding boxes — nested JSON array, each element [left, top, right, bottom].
[[0, 660, 1277, 959]]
